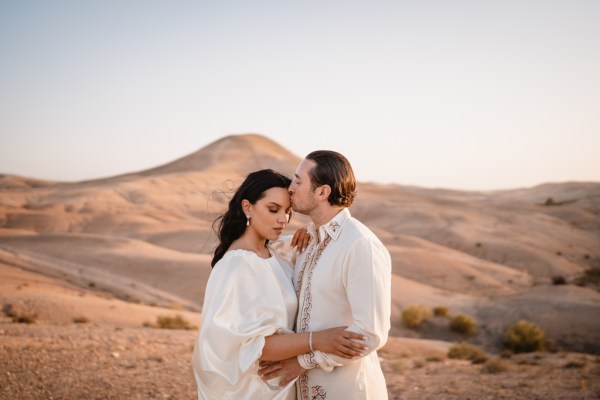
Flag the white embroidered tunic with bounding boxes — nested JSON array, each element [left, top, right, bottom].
[[294, 208, 392, 400], [192, 243, 298, 400]]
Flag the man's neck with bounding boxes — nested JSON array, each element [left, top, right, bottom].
[[310, 206, 344, 229]]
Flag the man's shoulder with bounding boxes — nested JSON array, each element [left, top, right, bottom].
[[343, 217, 384, 244]]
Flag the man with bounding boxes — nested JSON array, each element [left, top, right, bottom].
[[259, 150, 392, 399]]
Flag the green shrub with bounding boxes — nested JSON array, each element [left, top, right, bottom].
[[401, 305, 431, 329], [155, 314, 194, 330], [448, 342, 488, 364], [432, 306, 449, 317], [504, 320, 545, 353], [449, 314, 476, 335]]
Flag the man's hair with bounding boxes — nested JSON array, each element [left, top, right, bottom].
[[306, 150, 356, 207]]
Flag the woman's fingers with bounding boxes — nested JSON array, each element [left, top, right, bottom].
[[334, 344, 363, 358], [346, 338, 367, 351], [299, 232, 310, 251], [344, 331, 367, 341], [291, 228, 311, 252], [291, 230, 301, 247], [333, 337, 367, 358]]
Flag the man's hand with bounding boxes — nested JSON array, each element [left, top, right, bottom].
[[258, 357, 305, 387]]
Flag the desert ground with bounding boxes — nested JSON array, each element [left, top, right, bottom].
[[1, 134, 600, 399]]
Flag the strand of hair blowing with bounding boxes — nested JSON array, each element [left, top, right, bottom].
[[210, 169, 292, 268], [211, 189, 246, 268]]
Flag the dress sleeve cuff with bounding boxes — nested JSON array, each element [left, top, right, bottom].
[[297, 352, 318, 370]]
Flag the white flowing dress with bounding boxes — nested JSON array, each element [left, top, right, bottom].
[[192, 243, 298, 400]]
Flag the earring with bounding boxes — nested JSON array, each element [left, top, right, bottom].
[[246, 215, 250, 226]]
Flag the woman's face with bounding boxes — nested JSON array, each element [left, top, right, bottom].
[[246, 187, 291, 240]]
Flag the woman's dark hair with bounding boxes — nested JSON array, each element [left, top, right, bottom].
[[306, 150, 356, 207], [211, 169, 292, 267]]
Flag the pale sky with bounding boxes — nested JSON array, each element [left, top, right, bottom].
[[1, 1, 599, 190]]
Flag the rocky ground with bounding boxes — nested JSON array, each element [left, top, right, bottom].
[[1, 321, 599, 400]]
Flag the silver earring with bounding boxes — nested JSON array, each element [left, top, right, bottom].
[[246, 215, 250, 226]]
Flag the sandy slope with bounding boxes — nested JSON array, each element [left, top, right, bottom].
[[2, 321, 599, 400], [1, 134, 599, 352], [1, 133, 600, 399], [0, 263, 200, 327]]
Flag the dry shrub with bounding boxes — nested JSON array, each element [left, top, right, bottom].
[[500, 349, 513, 359], [12, 313, 38, 324], [545, 338, 559, 353], [575, 266, 600, 287], [401, 305, 431, 329], [564, 360, 586, 369], [482, 359, 508, 374], [449, 314, 476, 335], [3, 303, 38, 324], [73, 316, 89, 324], [432, 306, 449, 317], [448, 342, 488, 364], [505, 320, 545, 353], [155, 314, 194, 330], [391, 361, 406, 374], [426, 355, 445, 362]]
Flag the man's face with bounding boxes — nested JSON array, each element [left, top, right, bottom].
[[288, 158, 318, 214]]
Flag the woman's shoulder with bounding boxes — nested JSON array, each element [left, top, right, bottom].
[[218, 249, 258, 265], [267, 239, 295, 267]]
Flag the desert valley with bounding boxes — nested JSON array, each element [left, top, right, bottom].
[[1, 134, 599, 399]]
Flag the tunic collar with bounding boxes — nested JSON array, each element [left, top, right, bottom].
[[310, 208, 351, 243]]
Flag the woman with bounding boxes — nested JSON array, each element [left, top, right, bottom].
[[192, 169, 365, 400]]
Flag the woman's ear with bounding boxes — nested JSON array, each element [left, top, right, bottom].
[[241, 199, 251, 214]]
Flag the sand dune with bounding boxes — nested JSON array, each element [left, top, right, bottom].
[[0, 262, 200, 327], [1, 133, 599, 357], [0, 234, 211, 310], [2, 133, 600, 399]]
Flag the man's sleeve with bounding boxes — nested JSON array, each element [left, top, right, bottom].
[[298, 236, 392, 371]]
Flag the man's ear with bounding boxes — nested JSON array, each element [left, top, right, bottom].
[[318, 185, 331, 200]]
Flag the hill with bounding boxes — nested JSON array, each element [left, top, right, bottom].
[[1, 133, 599, 352], [2, 133, 600, 398]]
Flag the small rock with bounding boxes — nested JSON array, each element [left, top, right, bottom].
[[111, 352, 120, 358]]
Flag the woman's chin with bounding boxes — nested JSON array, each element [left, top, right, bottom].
[[267, 231, 283, 241]]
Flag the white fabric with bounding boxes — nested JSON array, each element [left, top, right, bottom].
[[192, 243, 298, 400], [293, 208, 392, 400]]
